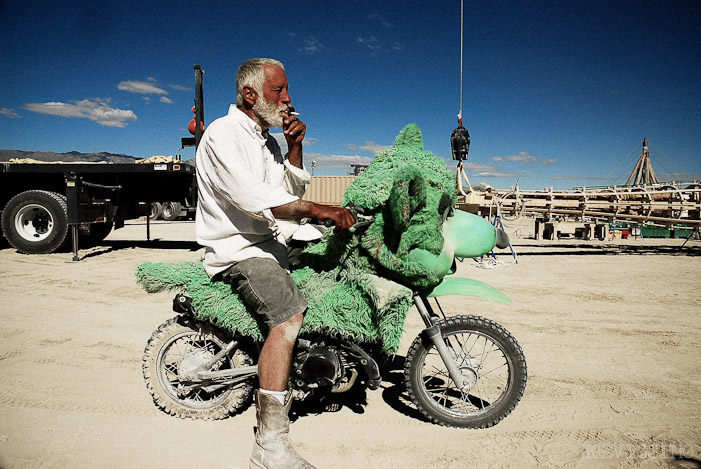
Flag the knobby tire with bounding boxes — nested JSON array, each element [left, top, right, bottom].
[[142, 316, 255, 420], [405, 315, 527, 428]]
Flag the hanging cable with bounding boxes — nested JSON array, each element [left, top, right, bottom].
[[458, 0, 464, 125], [451, 0, 470, 163]]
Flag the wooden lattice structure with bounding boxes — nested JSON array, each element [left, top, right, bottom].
[[625, 137, 659, 186]]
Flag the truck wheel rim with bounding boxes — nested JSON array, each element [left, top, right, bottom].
[[14, 204, 53, 242]]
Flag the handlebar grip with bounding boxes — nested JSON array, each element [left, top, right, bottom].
[[321, 218, 335, 228]]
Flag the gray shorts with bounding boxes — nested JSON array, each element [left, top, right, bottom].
[[221, 258, 308, 329]]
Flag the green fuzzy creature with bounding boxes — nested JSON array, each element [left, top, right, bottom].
[[302, 123, 457, 290], [137, 124, 457, 354]]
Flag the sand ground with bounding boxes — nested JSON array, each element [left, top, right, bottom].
[[0, 219, 699, 468]]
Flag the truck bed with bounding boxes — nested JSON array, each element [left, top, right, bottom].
[[0, 161, 196, 209]]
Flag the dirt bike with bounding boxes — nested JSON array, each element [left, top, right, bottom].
[[141, 210, 527, 429]]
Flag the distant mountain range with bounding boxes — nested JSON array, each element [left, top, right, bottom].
[[0, 150, 195, 165]]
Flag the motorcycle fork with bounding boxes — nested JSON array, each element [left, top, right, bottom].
[[413, 295, 470, 390]]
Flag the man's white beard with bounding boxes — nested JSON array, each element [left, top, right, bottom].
[[253, 97, 285, 129]]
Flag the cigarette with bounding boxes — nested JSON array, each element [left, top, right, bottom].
[[290, 111, 300, 116]]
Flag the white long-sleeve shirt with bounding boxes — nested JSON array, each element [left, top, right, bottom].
[[195, 105, 311, 277]]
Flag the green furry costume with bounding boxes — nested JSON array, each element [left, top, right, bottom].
[[137, 124, 457, 354]]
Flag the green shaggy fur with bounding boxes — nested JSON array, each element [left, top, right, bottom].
[[136, 261, 413, 354], [306, 123, 457, 290], [136, 124, 455, 354]]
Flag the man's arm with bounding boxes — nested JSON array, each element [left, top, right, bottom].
[[271, 200, 355, 232], [282, 107, 305, 169], [276, 107, 354, 230]]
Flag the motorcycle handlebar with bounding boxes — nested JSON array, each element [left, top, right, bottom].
[[315, 204, 373, 232]]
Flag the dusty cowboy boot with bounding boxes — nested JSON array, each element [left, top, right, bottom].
[[249, 390, 316, 469]]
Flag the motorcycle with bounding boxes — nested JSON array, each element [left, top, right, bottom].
[[140, 208, 527, 429]]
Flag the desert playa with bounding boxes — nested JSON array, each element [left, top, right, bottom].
[[0, 219, 699, 468]]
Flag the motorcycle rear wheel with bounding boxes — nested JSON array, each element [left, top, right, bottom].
[[405, 315, 527, 428], [142, 316, 255, 420]]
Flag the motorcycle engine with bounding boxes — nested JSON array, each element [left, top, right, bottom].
[[291, 342, 344, 391]]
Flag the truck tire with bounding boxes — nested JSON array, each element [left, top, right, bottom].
[[161, 201, 181, 221], [150, 202, 163, 220], [1, 190, 70, 254]]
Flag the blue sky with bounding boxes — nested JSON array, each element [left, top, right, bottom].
[[1, 0, 699, 190]]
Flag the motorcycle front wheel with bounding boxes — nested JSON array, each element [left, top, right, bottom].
[[142, 316, 255, 420], [405, 315, 527, 428]]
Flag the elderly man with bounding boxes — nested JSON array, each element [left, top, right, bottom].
[[195, 58, 354, 468]]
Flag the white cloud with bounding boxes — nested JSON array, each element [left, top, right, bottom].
[[465, 162, 516, 177], [304, 152, 374, 170], [160, 96, 173, 104], [270, 133, 319, 150], [356, 16, 402, 53], [448, 160, 525, 179], [169, 84, 191, 92], [262, 133, 373, 170], [24, 99, 137, 128], [117, 80, 168, 95], [0, 107, 21, 119], [491, 152, 557, 164], [368, 13, 395, 28], [346, 141, 391, 154], [357, 35, 381, 50], [657, 172, 701, 181], [464, 162, 502, 173], [300, 37, 324, 55], [504, 152, 537, 163]]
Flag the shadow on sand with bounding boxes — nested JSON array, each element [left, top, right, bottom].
[[508, 242, 701, 257], [76, 239, 201, 260], [290, 355, 429, 424]]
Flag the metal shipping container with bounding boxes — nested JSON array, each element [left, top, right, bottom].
[[302, 176, 355, 206]]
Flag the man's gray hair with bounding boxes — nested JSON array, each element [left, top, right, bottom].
[[236, 58, 285, 104]]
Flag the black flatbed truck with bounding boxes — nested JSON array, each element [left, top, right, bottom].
[[1, 65, 205, 260], [0, 161, 196, 260]]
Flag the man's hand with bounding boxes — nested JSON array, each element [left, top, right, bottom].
[[282, 106, 306, 148], [271, 201, 355, 232], [314, 206, 355, 232]]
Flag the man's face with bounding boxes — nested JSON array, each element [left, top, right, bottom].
[[253, 65, 290, 129]]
